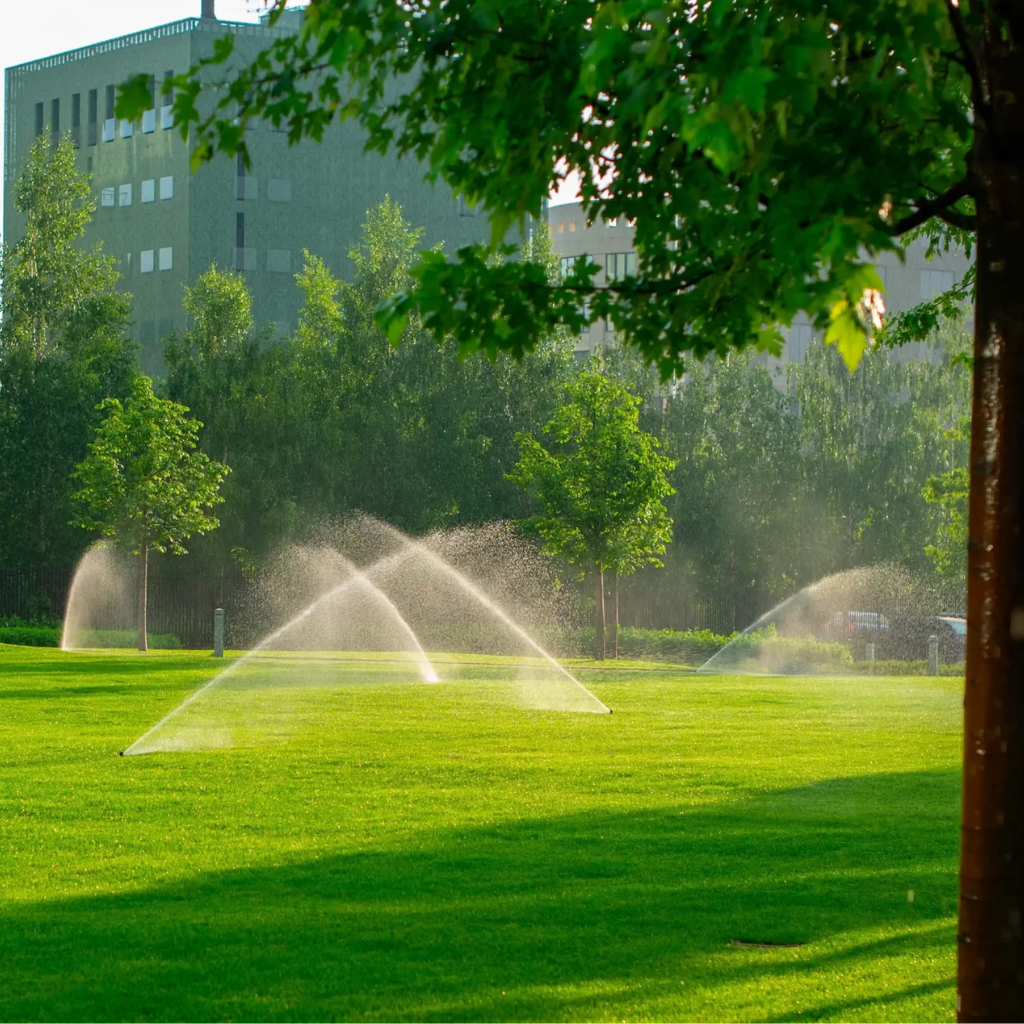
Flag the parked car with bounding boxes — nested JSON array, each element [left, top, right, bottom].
[[825, 610, 889, 637], [877, 614, 966, 663]]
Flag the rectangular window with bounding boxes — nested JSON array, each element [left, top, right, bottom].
[[789, 324, 814, 362], [568, 221, 577, 232], [125, 252, 132, 273], [920, 268, 954, 300], [267, 178, 291, 202], [105, 85, 115, 120], [35, 102, 44, 136], [120, 119, 133, 139], [103, 119, 116, 143], [159, 175, 173, 200], [147, 75, 156, 108], [87, 89, 98, 146], [605, 252, 637, 281], [556, 222, 564, 234], [100, 187, 115, 207], [235, 248, 256, 271], [266, 249, 291, 273], [456, 195, 476, 217], [161, 71, 175, 130], [160, 104, 174, 131], [158, 247, 173, 271], [72, 93, 81, 128], [560, 255, 584, 278], [607, 217, 617, 227], [51, 98, 60, 138], [141, 179, 155, 203], [140, 250, 154, 273], [236, 211, 245, 250], [142, 109, 156, 133], [119, 183, 132, 207]]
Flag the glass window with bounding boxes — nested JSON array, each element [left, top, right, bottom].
[[158, 247, 173, 271], [160, 105, 174, 131], [159, 176, 174, 200], [119, 184, 132, 207], [102, 119, 115, 143], [789, 324, 814, 362], [140, 250, 154, 273], [72, 94, 81, 128], [557, 222, 564, 234], [141, 179, 155, 203], [142, 109, 156, 134], [560, 255, 583, 277], [105, 85, 115, 120], [607, 217, 617, 227], [605, 252, 638, 281], [35, 102, 44, 136], [51, 98, 60, 137], [920, 268, 954, 300], [120, 119, 133, 139], [100, 187, 115, 207], [569, 221, 577, 232]]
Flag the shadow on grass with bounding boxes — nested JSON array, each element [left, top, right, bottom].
[[0, 769, 958, 1022]]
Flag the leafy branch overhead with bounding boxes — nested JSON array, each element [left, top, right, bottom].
[[117, 0, 977, 373]]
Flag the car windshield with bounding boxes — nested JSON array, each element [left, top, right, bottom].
[[939, 617, 968, 637]]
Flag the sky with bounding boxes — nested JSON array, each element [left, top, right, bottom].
[[1, 0, 578, 220]]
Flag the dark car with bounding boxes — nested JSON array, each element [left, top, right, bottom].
[[877, 614, 966, 664]]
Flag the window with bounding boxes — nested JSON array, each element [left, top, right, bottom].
[[100, 187, 115, 207], [71, 93, 81, 146], [142, 109, 156, 133], [606, 252, 637, 281], [159, 175, 173, 200], [120, 119, 133, 139], [267, 178, 291, 202], [160, 105, 174, 131], [87, 89, 98, 146], [105, 86, 115, 120], [789, 324, 814, 362], [51, 98, 60, 138], [103, 119, 115, 143], [920, 268, 954, 300], [158, 247, 173, 271], [568, 221, 577, 232], [141, 179, 155, 203], [125, 252, 132, 273], [236, 154, 258, 200], [236, 211, 245, 249], [456, 195, 476, 217], [557, 222, 564, 234], [607, 217, 618, 227], [266, 249, 291, 273], [35, 102, 44, 136], [140, 250, 155, 273], [119, 184, 132, 207], [560, 255, 584, 278]]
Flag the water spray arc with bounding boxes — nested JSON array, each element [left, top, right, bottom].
[[124, 563, 438, 755]]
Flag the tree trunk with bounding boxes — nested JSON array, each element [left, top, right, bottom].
[[593, 564, 605, 661], [609, 569, 619, 660], [958, 11, 1024, 1020], [137, 544, 149, 653]]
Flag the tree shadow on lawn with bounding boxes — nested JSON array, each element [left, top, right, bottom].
[[0, 769, 958, 1022]]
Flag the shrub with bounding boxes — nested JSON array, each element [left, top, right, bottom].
[[0, 627, 181, 649]]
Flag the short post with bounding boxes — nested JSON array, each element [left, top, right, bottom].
[[214, 607, 225, 658], [865, 641, 875, 664], [927, 634, 938, 676]]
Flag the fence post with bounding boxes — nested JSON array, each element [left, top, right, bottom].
[[927, 634, 938, 676], [214, 607, 225, 658], [865, 641, 875, 664]]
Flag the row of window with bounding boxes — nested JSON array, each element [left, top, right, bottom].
[[233, 167, 293, 202], [100, 177, 174, 207], [559, 252, 638, 281], [125, 248, 173, 274], [34, 73, 176, 146], [553, 215, 635, 235], [234, 247, 293, 274]]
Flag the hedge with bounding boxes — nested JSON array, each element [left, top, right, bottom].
[[0, 627, 181, 649]]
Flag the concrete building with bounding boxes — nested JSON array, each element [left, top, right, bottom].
[[548, 199, 972, 366], [4, 3, 494, 372]]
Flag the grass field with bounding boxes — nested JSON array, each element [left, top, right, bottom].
[[0, 644, 961, 1022]]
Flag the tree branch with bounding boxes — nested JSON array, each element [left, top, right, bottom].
[[945, 0, 991, 124], [936, 207, 977, 232], [888, 179, 974, 235]]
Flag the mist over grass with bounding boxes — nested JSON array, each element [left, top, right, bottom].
[[0, 645, 959, 1022]]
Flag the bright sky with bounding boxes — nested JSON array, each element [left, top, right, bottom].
[[1, 0, 579, 220]]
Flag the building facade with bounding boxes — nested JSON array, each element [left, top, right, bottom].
[[4, 7, 493, 372], [548, 199, 972, 366]]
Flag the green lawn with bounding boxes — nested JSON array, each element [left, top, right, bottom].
[[0, 644, 961, 1022]]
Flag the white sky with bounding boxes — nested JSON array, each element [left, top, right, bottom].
[[1, 0, 579, 222]]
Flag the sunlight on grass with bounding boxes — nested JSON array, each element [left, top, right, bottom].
[[0, 644, 960, 1022]]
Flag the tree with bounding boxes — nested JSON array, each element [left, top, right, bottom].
[[126, 6, 1024, 1008], [0, 135, 120, 360], [71, 377, 229, 651], [923, 415, 971, 592], [0, 134, 137, 570], [509, 371, 674, 660]]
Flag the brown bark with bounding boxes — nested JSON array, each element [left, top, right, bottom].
[[594, 564, 605, 661], [958, 6, 1024, 1019], [137, 543, 149, 653]]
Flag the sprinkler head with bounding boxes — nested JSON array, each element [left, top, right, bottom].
[[119, 750, 124, 756]]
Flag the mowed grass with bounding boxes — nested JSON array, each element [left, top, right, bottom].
[[0, 645, 961, 1022]]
